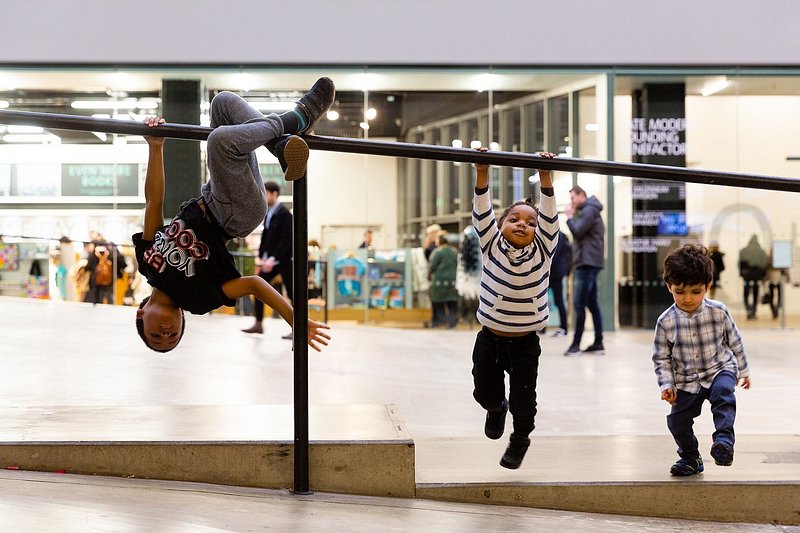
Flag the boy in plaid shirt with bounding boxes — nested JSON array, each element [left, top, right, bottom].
[[652, 244, 751, 476]]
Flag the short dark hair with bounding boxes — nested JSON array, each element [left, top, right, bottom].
[[497, 196, 538, 229], [663, 244, 713, 287], [264, 181, 280, 194], [135, 296, 186, 353], [570, 185, 586, 196]]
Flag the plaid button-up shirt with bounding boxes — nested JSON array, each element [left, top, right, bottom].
[[652, 299, 750, 394]]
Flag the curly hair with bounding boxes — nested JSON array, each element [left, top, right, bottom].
[[663, 244, 714, 287], [135, 296, 185, 353], [497, 196, 538, 229]]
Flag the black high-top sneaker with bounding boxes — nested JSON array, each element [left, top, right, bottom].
[[484, 399, 508, 440], [500, 433, 531, 469], [295, 77, 335, 134]]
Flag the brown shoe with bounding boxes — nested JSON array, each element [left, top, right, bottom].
[[241, 323, 264, 334]]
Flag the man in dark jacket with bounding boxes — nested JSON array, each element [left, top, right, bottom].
[[564, 185, 605, 356], [242, 181, 293, 336]]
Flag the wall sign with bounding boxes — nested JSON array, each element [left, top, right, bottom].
[[61, 164, 139, 196]]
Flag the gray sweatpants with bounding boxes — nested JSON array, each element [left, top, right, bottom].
[[201, 91, 284, 238]]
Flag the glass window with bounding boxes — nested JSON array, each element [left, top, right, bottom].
[[548, 95, 570, 155], [523, 101, 545, 153]]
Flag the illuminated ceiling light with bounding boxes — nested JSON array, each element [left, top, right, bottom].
[[71, 99, 140, 110], [3, 133, 60, 143], [475, 73, 498, 93], [489, 142, 501, 151], [365, 108, 377, 120], [584, 123, 599, 131], [451, 139, 463, 148], [136, 99, 159, 111], [358, 73, 377, 92], [326, 110, 340, 121], [0, 100, 8, 109], [236, 73, 255, 92], [701, 78, 729, 97], [470, 140, 482, 149], [7, 125, 43, 134], [359, 122, 370, 130]]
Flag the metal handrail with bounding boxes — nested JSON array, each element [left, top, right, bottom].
[[1, 109, 798, 192]]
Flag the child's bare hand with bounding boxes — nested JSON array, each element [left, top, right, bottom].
[[143, 116, 166, 146], [474, 146, 489, 171], [536, 152, 557, 182], [739, 376, 751, 389], [661, 388, 677, 405], [306, 319, 331, 352]]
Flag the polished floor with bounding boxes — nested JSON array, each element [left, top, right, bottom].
[[1, 470, 795, 533], [2, 297, 799, 530]]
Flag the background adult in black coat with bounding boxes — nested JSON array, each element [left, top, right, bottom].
[[242, 181, 294, 335]]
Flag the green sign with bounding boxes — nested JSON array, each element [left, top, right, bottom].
[[61, 164, 139, 196]]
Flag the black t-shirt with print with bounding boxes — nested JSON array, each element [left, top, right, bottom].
[[133, 200, 240, 315]]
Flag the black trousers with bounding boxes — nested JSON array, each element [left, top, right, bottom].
[[743, 280, 760, 318], [549, 274, 567, 331], [471, 327, 541, 437], [254, 263, 293, 321]]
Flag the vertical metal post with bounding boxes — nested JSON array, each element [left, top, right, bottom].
[[292, 174, 311, 494]]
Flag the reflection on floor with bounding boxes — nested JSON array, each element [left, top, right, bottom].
[[1, 297, 799, 528]]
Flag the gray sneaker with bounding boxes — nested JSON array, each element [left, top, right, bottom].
[[551, 328, 567, 338]]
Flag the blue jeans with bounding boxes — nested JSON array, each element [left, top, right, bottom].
[[666, 370, 737, 460], [571, 266, 603, 346], [549, 274, 567, 332]]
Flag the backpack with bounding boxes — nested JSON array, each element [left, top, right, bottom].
[[95, 252, 113, 286]]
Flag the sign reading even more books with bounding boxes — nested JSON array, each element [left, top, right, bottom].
[[61, 164, 139, 196]]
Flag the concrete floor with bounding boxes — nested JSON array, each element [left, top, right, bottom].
[[1, 470, 796, 533], [2, 296, 800, 530]]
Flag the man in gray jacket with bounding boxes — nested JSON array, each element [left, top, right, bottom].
[[564, 185, 605, 356]]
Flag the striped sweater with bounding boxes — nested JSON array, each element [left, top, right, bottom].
[[472, 187, 559, 333]]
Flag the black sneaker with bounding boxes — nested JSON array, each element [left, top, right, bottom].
[[267, 135, 309, 181], [295, 77, 335, 134], [710, 441, 734, 466], [484, 399, 508, 440], [582, 342, 605, 355], [564, 345, 581, 357], [500, 433, 530, 469], [669, 456, 704, 476]]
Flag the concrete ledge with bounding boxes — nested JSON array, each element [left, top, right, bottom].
[[0, 404, 415, 498], [417, 481, 800, 526]]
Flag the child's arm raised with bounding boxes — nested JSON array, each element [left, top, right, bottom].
[[222, 276, 331, 351], [537, 152, 556, 188], [142, 117, 166, 241], [474, 147, 489, 189]]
